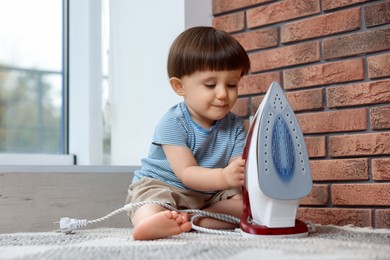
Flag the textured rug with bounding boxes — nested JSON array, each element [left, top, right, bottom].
[[1, 225, 389, 260]]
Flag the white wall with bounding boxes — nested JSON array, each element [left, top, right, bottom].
[[185, 0, 212, 29], [109, 0, 211, 165]]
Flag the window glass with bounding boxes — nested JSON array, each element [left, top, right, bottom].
[[0, 0, 64, 154]]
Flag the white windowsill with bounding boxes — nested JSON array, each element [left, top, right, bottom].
[[0, 164, 140, 173], [0, 154, 75, 165]]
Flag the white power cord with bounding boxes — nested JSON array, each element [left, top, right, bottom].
[[57, 201, 317, 236], [57, 201, 241, 235]]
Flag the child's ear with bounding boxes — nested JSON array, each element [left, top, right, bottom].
[[169, 77, 185, 96]]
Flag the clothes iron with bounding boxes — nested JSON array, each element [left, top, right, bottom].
[[240, 81, 312, 237]]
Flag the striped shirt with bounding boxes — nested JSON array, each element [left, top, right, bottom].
[[133, 102, 246, 192]]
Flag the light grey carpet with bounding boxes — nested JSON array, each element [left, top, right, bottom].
[[1, 225, 389, 260]]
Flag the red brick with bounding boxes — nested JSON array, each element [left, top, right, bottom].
[[285, 88, 324, 112], [365, 1, 390, 28], [249, 87, 324, 113], [251, 90, 322, 117], [238, 72, 280, 96], [247, 0, 320, 28], [371, 106, 390, 130], [375, 209, 390, 228], [310, 158, 369, 181], [323, 0, 370, 11], [323, 28, 390, 60], [305, 136, 326, 158], [250, 42, 320, 72], [234, 28, 278, 51], [212, 0, 272, 14], [251, 90, 319, 115], [372, 158, 390, 181], [332, 183, 390, 206], [250, 95, 264, 115], [300, 184, 330, 206], [284, 59, 364, 89], [297, 207, 372, 227], [327, 80, 390, 108], [368, 53, 390, 79], [231, 97, 249, 117], [212, 12, 245, 33], [281, 8, 361, 43], [330, 132, 390, 157], [296, 108, 367, 134]]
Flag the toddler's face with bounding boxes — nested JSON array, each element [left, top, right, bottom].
[[180, 69, 242, 130]]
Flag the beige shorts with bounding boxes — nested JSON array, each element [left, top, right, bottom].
[[125, 177, 240, 222]]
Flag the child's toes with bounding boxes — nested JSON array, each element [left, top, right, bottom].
[[180, 221, 192, 232]]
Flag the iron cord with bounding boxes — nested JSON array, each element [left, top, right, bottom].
[[57, 200, 316, 236], [57, 201, 241, 235]]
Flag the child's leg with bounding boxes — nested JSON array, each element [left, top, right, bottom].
[[197, 194, 242, 229], [131, 203, 192, 240], [126, 178, 193, 240]]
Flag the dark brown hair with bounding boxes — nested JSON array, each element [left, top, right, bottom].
[[167, 26, 250, 78]]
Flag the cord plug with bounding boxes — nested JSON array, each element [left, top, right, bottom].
[[58, 217, 87, 234]]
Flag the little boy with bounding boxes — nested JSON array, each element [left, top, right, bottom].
[[126, 26, 250, 240]]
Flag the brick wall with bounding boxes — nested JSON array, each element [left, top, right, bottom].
[[212, 0, 390, 228]]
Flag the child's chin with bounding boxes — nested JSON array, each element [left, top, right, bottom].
[[214, 114, 228, 120]]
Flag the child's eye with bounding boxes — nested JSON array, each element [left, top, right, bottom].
[[205, 84, 216, 88], [227, 84, 237, 88]]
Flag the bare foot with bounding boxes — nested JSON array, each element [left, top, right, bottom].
[[132, 210, 192, 240]]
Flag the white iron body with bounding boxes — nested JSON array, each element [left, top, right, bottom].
[[240, 82, 312, 237]]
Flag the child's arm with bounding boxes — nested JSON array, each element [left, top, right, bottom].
[[162, 144, 245, 192]]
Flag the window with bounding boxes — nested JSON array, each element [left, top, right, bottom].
[[0, 0, 65, 154], [0, 0, 211, 166]]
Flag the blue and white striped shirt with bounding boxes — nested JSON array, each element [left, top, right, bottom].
[[133, 102, 246, 192]]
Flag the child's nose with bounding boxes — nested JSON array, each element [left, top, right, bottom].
[[216, 86, 228, 99]]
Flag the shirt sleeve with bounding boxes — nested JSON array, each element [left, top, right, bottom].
[[152, 111, 188, 147]]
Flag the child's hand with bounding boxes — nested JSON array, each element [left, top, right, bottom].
[[221, 157, 246, 188]]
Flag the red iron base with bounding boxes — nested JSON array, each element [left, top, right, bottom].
[[240, 214, 309, 238]]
